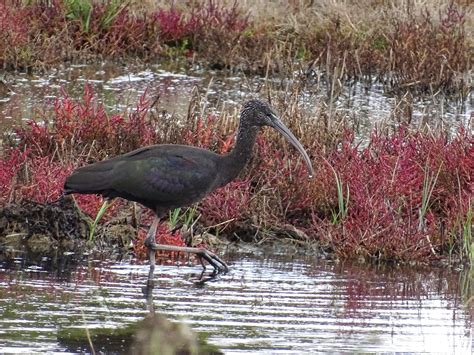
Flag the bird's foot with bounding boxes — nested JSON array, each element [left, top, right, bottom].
[[195, 247, 229, 274], [144, 239, 229, 274]]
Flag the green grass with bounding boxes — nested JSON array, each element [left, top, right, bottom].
[[461, 202, 473, 265], [331, 168, 349, 225], [89, 200, 110, 241]]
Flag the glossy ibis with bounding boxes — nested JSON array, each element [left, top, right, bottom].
[[64, 99, 313, 277]]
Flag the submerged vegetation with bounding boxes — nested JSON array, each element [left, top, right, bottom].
[[0, 85, 472, 265], [0, 0, 471, 93]]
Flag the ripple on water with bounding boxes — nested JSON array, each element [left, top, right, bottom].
[[1, 249, 471, 353]]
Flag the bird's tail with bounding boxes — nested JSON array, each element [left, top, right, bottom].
[[64, 161, 114, 195]]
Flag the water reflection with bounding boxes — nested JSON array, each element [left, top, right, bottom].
[[0, 247, 471, 353]]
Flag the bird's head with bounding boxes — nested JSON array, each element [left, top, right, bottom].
[[241, 99, 279, 127], [241, 99, 314, 177]]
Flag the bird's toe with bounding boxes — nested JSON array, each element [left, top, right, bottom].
[[196, 248, 229, 274]]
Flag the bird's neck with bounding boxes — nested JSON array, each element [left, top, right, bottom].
[[219, 122, 259, 186]]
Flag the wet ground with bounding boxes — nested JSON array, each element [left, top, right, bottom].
[[0, 247, 472, 354]]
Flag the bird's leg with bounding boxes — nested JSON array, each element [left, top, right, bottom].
[[142, 281, 155, 314], [144, 216, 160, 284], [149, 244, 229, 274], [143, 216, 229, 274]]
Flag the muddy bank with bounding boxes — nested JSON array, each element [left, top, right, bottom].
[[0, 198, 86, 253], [0, 197, 241, 264], [0, 197, 137, 258]]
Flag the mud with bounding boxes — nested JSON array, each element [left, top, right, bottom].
[[0, 197, 88, 254], [0, 196, 225, 265], [0, 197, 142, 260], [0, 196, 311, 262]]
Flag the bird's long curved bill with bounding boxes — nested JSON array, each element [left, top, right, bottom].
[[272, 116, 314, 177]]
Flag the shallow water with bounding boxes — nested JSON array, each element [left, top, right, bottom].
[[0, 247, 472, 354], [0, 63, 471, 136]]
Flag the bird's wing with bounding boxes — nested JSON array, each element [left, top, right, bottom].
[[110, 151, 219, 203]]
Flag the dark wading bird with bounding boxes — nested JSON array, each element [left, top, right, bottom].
[[64, 100, 314, 280]]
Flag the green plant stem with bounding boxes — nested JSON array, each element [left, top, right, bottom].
[[89, 200, 110, 241], [331, 168, 349, 225], [462, 201, 473, 264], [418, 163, 442, 232]]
